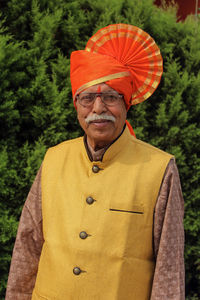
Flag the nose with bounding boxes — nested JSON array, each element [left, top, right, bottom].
[[92, 95, 107, 114]]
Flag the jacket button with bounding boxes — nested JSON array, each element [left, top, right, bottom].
[[73, 267, 81, 275], [92, 165, 100, 173], [86, 196, 94, 205], [79, 231, 88, 239]]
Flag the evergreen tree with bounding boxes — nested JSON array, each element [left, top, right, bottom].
[[0, 0, 199, 298]]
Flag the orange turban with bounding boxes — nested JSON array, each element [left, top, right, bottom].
[[70, 24, 163, 109]]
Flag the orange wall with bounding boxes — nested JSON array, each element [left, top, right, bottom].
[[154, 0, 200, 20]]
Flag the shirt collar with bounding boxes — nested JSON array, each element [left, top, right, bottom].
[[84, 125, 126, 162]]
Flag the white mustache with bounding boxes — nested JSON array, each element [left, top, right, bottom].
[[85, 114, 116, 124]]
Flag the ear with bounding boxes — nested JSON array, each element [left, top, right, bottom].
[[73, 97, 78, 110]]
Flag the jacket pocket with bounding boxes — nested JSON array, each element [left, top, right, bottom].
[[109, 204, 144, 214]]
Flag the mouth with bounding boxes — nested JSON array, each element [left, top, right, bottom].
[[89, 119, 112, 128], [89, 119, 111, 124]]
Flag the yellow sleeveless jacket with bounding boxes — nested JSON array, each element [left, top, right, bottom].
[[32, 127, 172, 300]]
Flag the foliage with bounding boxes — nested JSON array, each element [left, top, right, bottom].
[[0, 0, 199, 298]]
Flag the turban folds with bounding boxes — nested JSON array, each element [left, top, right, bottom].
[[70, 24, 163, 109]]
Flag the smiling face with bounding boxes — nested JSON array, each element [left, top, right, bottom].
[[75, 83, 127, 150]]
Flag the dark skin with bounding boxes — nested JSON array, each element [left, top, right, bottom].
[[76, 83, 127, 151]]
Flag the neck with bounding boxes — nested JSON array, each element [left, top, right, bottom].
[[87, 138, 111, 152], [84, 126, 126, 161], [87, 142, 107, 161], [87, 125, 126, 152]]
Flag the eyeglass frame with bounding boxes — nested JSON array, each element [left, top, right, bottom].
[[76, 92, 124, 107]]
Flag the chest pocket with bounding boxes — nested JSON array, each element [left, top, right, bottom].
[[105, 202, 150, 260], [109, 204, 144, 215]]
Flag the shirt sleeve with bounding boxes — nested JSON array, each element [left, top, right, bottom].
[[5, 167, 44, 300], [151, 159, 185, 300]]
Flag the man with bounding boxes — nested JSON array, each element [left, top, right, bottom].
[[6, 24, 185, 300]]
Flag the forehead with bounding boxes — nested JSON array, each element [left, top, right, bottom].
[[83, 83, 117, 93]]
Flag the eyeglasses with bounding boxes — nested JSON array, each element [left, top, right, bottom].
[[76, 92, 124, 107]]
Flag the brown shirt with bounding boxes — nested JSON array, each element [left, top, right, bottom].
[[5, 156, 185, 300]]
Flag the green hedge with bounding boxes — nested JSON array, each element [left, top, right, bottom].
[[0, 0, 199, 298]]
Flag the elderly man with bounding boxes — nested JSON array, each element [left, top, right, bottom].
[[6, 24, 185, 300]]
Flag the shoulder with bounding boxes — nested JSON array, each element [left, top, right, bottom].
[[130, 136, 173, 160], [42, 136, 84, 172], [47, 136, 83, 154], [43, 136, 84, 165]]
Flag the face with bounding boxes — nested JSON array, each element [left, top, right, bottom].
[[76, 83, 127, 150]]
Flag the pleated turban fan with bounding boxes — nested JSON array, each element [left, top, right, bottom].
[[70, 24, 163, 109]]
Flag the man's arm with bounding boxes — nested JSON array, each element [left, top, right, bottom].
[[5, 167, 44, 300], [151, 159, 185, 300]]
